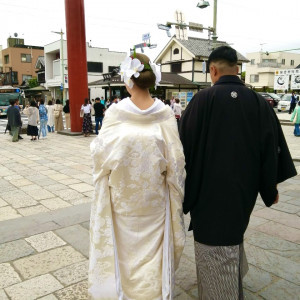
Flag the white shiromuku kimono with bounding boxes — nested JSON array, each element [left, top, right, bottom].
[[89, 100, 186, 300]]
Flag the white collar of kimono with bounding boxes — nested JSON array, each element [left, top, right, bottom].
[[105, 102, 174, 124]]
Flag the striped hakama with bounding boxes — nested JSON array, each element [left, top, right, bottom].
[[194, 241, 248, 300]]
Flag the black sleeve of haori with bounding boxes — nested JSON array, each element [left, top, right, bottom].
[[179, 91, 207, 214], [258, 99, 297, 207]]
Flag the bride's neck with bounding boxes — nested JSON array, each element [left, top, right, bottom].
[[130, 89, 154, 110]]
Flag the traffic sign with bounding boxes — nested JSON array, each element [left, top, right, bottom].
[[142, 33, 151, 41]]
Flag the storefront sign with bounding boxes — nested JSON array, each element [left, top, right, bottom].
[[274, 74, 289, 90], [291, 74, 300, 90]]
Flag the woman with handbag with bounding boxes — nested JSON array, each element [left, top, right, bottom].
[[291, 101, 300, 136], [81, 98, 93, 137], [54, 99, 63, 132]]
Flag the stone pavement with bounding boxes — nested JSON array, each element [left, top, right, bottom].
[[0, 115, 299, 299]]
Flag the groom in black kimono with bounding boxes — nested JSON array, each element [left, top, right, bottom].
[[179, 46, 297, 299]]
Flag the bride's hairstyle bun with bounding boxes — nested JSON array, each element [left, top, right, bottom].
[[132, 53, 156, 89]]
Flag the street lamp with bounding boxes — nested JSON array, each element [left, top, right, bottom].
[[52, 29, 65, 104], [197, 0, 218, 48], [197, 1, 210, 8], [157, 24, 172, 37]]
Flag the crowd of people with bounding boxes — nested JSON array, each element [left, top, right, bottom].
[[6, 98, 69, 141], [6, 85, 185, 142]]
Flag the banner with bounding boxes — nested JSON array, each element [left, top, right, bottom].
[[291, 74, 300, 90], [187, 91, 194, 102], [274, 74, 289, 90]]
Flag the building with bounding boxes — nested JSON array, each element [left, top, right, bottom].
[[0, 37, 44, 86], [154, 36, 248, 107], [245, 51, 300, 90], [89, 37, 248, 107], [44, 40, 126, 103]]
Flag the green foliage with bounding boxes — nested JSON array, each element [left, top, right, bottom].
[[255, 87, 274, 93], [241, 71, 246, 80], [28, 78, 39, 88]]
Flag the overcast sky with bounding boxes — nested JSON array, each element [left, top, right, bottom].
[[0, 0, 299, 61]]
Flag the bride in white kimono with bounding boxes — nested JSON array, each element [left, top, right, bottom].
[[89, 52, 186, 300]]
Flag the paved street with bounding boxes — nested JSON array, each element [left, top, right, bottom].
[[0, 115, 299, 299]]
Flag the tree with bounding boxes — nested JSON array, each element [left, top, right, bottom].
[[28, 77, 39, 88], [241, 71, 246, 81]]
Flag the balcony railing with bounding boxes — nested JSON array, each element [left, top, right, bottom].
[[257, 62, 282, 68]]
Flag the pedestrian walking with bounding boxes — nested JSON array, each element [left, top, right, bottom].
[[38, 99, 48, 139], [179, 46, 297, 300], [54, 99, 63, 132], [289, 91, 298, 114], [14, 98, 23, 139], [63, 99, 71, 130], [100, 96, 105, 106], [46, 100, 55, 133], [23, 100, 39, 141], [107, 95, 118, 108], [173, 98, 182, 128], [80, 98, 93, 137], [291, 101, 300, 136], [6, 99, 22, 142], [165, 99, 171, 106], [93, 97, 105, 135], [89, 52, 185, 299]]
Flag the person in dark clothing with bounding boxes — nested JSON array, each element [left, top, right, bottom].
[[7, 99, 22, 142], [289, 91, 298, 114], [179, 46, 297, 299], [93, 97, 105, 135], [14, 99, 23, 139], [63, 99, 71, 130], [107, 95, 118, 108]]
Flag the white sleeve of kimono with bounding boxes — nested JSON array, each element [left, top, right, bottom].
[[165, 122, 186, 270], [89, 137, 121, 299]]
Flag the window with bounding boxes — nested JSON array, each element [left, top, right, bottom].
[[22, 75, 32, 82], [282, 59, 285, 65], [87, 62, 103, 73], [108, 66, 118, 73], [4, 71, 18, 85], [171, 62, 182, 73], [21, 54, 32, 63], [291, 60, 294, 66], [173, 48, 179, 55], [250, 59, 255, 65], [4, 55, 9, 64], [250, 74, 259, 83], [262, 59, 276, 63]]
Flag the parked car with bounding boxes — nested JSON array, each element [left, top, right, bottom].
[[277, 94, 292, 112], [258, 92, 281, 108], [277, 93, 286, 99]]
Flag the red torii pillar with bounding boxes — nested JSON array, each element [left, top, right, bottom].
[[65, 0, 88, 132]]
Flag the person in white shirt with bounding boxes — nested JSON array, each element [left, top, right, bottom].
[[173, 98, 182, 128], [81, 98, 93, 137]]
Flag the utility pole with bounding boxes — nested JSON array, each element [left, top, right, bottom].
[[158, 11, 209, 40], [197, 0, 218, 49], [212, 0, 218, 47]]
